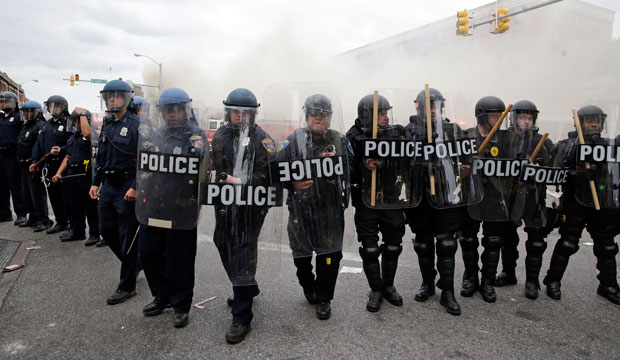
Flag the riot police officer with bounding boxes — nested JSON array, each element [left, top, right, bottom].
[[495, 100, 553, 300], [16, 101, 51, 231], [346, 94, 406, 312], [210, 88, 273, 343], [30, 95, 71, 234], [543, 105, 620, 305], [88, 80, 141, 305], [51, 109, 100, 245], [137, 88, 206, 328], [406, 88, 466, 315], [278, 94, 352, 321], [0, 91, 26, 224], [133, 96, 145, 116]]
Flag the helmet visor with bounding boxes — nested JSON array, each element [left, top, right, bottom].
[[101, 90, 131, 113]]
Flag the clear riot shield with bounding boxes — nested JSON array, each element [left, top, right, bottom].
[[263, 83, 350, 257], [90, 112, 104, 171], [574, 100, 620, 209], [422, 91, 483, 209], [359, 89, 420, 209], [135, 98, 207, 230], [199, 104, 283, 287]]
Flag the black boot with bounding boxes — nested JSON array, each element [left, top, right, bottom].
[[524, 281, 539, 300], [413, 235, 436, 301], [480, 279, 497, 303], [439, 290, 461, 315], [544, 281, 561, 300], [597, 284, 620, 305], [226, 322, 251, 343], [381, 244, 403, 306], [414, 283, 435, 302], [495, 271, 517, 287], [366, 291, 383, 312], [460, 271, 479, 297], [359, 246, 383, 310]]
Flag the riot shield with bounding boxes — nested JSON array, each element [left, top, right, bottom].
[[263, 83, 350, 257], [573, 100, 620, 209], [199, 104, 283, 287], [90, 112, 104, 172], [135, 97, 207, 230]]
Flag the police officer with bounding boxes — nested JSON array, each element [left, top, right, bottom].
[[88, 80, 141, 305], [406, 88, 463, 315], [16, 101, 51, 231], [0, 91, 26, 224], [495, 100, 553, 300], [459, 96, 512, 303], [51, 109, 100, 245], [346, 94, 405, 312], [133, 96, 145, 116], [138, 88, 205, 328], [211, 88, 272, 343], [279, 94, 352, 321], [30, 95, 71, 234], [543, 105, 620, 305]]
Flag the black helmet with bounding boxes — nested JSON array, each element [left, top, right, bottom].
[[511, 99, 539, 128], [578, 105, 607, 130], [414, 88, 445, 118], [303, 94, 332, 117], [475, 96, 505, 126], [357, 94, 392, 126], [0, 91, 18, 111], [44, 95, 69, 117], [100, 80, 133, 113], [70, 109, 92, 123], [223, 88, 259, 129]]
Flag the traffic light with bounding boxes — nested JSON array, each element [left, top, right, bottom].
[[456, 10, 469, 36], [70, 74, 75, 86], [495, 6, 510, 34], [75, 73, 80, 86]]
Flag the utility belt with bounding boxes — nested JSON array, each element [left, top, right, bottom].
[[103, 169, 135, 187], [17, 158, 32, 167], [67, 163, 89, 174]]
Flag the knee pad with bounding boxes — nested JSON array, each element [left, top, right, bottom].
[[458, 235, 479, 252], [593, 241, 619, 258], [359, 246, 381, 261], [436, 234, 457, 257], [413, 234, 433, 256], [482, 235, 502, 250], [557, 237, 579, 256], [525, 239, 547, 256], [381, 244, 402, 260]]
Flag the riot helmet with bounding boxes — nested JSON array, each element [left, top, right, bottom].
[[223, 88, 260, 129], [357, 94, 392, 128], [100, 80, 133, 113], [157, 87, 193, 128], [133, 96, 145, 114], [577, 105, 606, 135], [0, 91, 18, 112], [510, 99, 539, 132], [414, 88, 445, 120], [20, 100, 42, 122], [475, 96, 505, 127], [44, 95, 69, 118], [68, 108, 92, 133], [303, 93, 332, 135]]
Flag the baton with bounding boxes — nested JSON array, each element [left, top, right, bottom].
[[528, 133, 549, 165], [572, 109, 600, 211], [478, 104, 513, 153], [370, 90, 379, 207], [125, 227, 141, 255], [59, 173, 87, 181]]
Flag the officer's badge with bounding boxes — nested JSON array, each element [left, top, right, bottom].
[[173, 146, 182, 155], [262, 138, 275, 154], [278, 139, 289, 151], [189, 135, 204, 150], [138, 124, 150, 138], [348, 143, 354, 155], [120, 127, 128, 137], [58, 125, 64, 131]]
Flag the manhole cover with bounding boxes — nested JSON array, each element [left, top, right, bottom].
[[0, 239, 20, 270]]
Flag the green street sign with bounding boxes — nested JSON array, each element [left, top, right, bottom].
[[91, 79, 107, 84]]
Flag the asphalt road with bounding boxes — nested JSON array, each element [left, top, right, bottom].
[[0, 208, 619, 360]]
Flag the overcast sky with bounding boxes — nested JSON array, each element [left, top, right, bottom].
[[2, 0, 618, 112]]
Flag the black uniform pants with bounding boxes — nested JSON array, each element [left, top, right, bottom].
[[139, 225, 197, 314], [99, 179, 140, 292], [293, 251, 343, 303], [66, 169, 99, 237], [0, 151, 25, 218], [43, 163, 68, 227], [20, 166, 50, 224]]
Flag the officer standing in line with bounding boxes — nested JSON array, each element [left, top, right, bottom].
[[459, 96, 512, 303], [406, 88, 470, 315], [88, 80, 141, 305], [494, 100, 553, 300], [210, 88, 273, 343], [543, 105, 620, 305], [0, 91, 27, 224], [16, 101, 51, 231], [137, 88, 206, 328], [133, 96, 145, 116], [29, 95, 71, 234], [278, 93, 352, 321], [51, 108, 100, 245], [346, 94, 406, 312]]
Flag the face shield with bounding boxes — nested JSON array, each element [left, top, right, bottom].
[[511, 111, 538, 133], [44, 102, 66, 118], [101, 90, 131, 113], [225, 105, 257, 130], [580, 114, 605, 135], [0, 97, 17, 112], [22, 108, 41, 122], [157, 102, 193, 128], [303, 105, 332, 135]]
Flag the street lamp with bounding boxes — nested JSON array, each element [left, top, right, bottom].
[[17, 79, 39, 105], [133, 53, 162, 93]]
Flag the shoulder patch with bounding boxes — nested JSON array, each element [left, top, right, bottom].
[[262, 138, 275, 154], [189, 135, 204, 150], [278, 139, 289, 151], [138, 123, 151, 138]]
